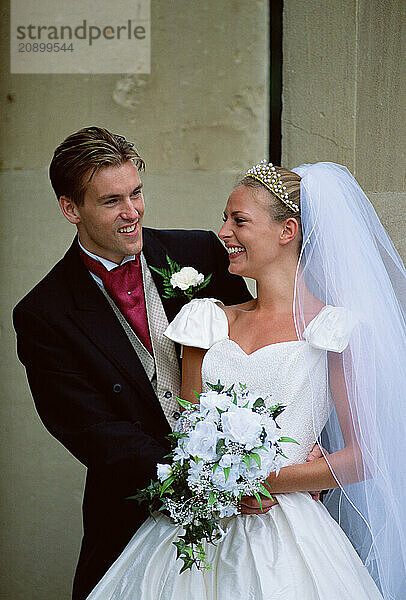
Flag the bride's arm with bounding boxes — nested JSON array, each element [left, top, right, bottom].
[[266, 350, 362, 494], [180, 345, 206, 403]]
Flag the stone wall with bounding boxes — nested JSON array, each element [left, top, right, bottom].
[[282, 0, 405, 256]]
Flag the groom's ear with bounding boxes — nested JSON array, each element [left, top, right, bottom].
[[59, 195, 81, 224]]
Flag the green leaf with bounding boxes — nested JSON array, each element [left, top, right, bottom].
[[278, 436, 300, 444], [259, 483, 274, 501], [176, 396, 196, 410], [253, 491, 264, 512], [223, 466, 231, 482], [196, 273, 212, 291], [256, 445, 268, 452], [250, 452, 261, 468], [166, 255, 182, 272], [206, 380, 224, 393], [208, 491, 216, 506], [253, 397, 266, 409], [179, 561, 192, 574], [270, 404, 286, 419], [167, 431, 188, 441], [192, 390, 201, 401], [159, 475, 175, 496], [242, 454, 250, 469], [216, 438, 226, 454], [149, 265, 165, 276]]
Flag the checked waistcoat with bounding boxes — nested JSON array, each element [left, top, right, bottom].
[[99, 253, 181, 430]]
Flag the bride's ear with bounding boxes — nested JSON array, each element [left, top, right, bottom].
[[279, 218, 299, 246]]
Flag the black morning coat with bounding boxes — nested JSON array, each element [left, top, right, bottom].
[[13, 227, 251, 600]]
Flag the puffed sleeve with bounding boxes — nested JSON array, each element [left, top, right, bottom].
[[303, 305, 357, 353], [164, 298, 229, 349]]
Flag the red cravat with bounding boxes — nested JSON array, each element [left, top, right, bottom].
[[80, 249, 153, 355]]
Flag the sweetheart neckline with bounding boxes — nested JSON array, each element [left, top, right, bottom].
[[217, 337, 305, 357]]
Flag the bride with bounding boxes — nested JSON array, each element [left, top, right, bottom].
[[87, 162, 406, 599]]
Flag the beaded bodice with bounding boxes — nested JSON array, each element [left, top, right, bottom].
[[202, 338, 330, 466]]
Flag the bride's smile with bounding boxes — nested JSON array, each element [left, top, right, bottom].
[[218, 184, 296, 281]]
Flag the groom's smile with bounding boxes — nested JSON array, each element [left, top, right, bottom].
[[63, 160, 145, 264]]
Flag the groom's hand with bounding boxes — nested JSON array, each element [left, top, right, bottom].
[[306, 443, 327, 501], [239, 494, 278, 514]]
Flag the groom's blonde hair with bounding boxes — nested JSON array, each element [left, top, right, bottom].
[[49, 126, 145, 206]]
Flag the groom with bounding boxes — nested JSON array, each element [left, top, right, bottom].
[[13, 127, 253, 599]]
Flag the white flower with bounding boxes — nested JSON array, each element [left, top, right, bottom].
[[157, 463, 172, 482], [187, 459, 205, 484], [260, 415, 278, 442], [172, 445, 189, 465], [221, 407, 263, 450], [184, 420, 219, 461], [235, 392, 256, 409], [219, 454, 233, 468], [218, 505, 238, 519], [238, 446, 276, 482], [211, 463, 240, 493], [200, 391, 232, 413], [170, 267, 204, 291], [198, 391, 233, 424]]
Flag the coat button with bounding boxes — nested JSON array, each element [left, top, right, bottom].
[[172, 411, 181, 420], [164, 391, 172, 399], [113, 383, 122, 393]]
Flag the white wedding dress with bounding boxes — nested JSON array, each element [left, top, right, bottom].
[[87, 299, 382, 600]]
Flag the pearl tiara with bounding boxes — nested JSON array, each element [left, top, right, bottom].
[[245, 159, 299, 213]]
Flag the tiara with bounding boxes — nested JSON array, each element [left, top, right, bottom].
[[245, 159, 299, 213]]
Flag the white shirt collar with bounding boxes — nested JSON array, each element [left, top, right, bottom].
[[78, 238, 136, 272]]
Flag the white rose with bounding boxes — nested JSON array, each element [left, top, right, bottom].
[[238, 447, 276, 481], [199, 392, 233, 424], [157, 463, 172, 482], [221, 407, 263, 450], [170, 267, 204, 291], [211, 463, 239, 493], [184, 420, 219, 461]]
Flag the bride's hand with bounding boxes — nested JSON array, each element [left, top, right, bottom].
[[239, 495, 279, 514]]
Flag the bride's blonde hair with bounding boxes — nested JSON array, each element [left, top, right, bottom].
[[239, 167, 302, 249]]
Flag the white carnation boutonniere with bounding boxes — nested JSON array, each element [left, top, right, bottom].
[[150, 255, 212, 300]]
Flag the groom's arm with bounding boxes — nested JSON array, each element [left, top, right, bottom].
[[13, 304, 169, 498]]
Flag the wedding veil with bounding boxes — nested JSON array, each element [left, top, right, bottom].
[[291, 162, 406, 599]]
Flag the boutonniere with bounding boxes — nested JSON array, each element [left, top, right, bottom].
[[150, 255, 212, 300]]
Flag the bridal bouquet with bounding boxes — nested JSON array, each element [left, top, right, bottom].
[[131, 382, 297, 573]]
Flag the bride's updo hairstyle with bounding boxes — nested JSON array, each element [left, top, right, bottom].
[[239, 161, 302, 251]]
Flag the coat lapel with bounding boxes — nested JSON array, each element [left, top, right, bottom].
[[142, 228, 186, 323], [62, 240, 163, 416]]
